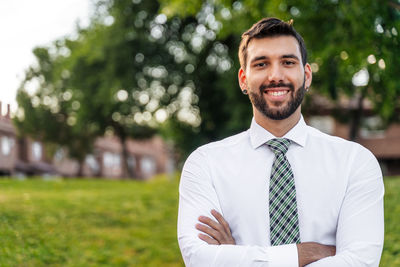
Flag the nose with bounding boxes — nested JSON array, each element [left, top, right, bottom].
[[267, 63, 284, 84]]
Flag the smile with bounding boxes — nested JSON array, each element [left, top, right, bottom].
[[267, 90, 289, 96], [264, 90, 290, 96]]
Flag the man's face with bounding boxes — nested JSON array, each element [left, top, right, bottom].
[[239, 36, 312, 120]]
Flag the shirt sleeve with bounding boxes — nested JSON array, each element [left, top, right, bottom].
[[177, 148, 299, 267], [307, 145, 384, 267]]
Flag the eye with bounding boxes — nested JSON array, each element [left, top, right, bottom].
[[283, 60, 296, 66], [254, 62, 267, 68]]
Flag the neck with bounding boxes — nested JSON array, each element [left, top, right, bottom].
[[253, 107, 301, 137]]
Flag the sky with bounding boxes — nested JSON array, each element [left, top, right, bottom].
[[0, 0, 91, 115]]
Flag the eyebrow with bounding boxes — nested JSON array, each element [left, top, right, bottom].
[[282, 54, 300, 61], [250, 54, 300, 64]]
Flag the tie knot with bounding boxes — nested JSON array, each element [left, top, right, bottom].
[[266, 138, 291, 155]]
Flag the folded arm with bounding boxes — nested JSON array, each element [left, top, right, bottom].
[[178, 149, 334, 267], [197, 209, 335, 267], [307, 147, 384, 266]]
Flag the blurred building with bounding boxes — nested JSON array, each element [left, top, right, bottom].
[[0, 103, 54, 176], [0, 103, 17, 175], [0, 101, 173, 179], [305, 94, 400, 176], [14, 137, 55, 176], [0, 98, 398, 177], [54, 135, 173, 179]]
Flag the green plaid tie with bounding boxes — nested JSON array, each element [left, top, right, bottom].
[[266, 138, 300, 246]]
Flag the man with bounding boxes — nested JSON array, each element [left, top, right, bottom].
[[177, 17, 384, 266]]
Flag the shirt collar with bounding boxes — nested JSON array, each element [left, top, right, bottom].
[[249, 116, 308, 149]]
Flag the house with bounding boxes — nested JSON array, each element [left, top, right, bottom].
[[1, 97, 398, 177], [305, 93, 400, 176], [0, 103, 17, 175], [0, 101, 173, 179], [0, 102, 57, 176], [53, 135, 173, 179]]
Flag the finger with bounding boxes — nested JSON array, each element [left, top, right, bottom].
[[198, 233, 219, 245], [209, 210, 230, 240], [211, 209, 232, 235], [198, 216, 224, 233], [210, 210, 236, 245], [196, 223, 223, 241]]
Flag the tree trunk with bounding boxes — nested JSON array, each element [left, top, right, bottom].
[[119, 135, 135, 179], [77, 158, 85, 178], [349, 89, 365, 141]]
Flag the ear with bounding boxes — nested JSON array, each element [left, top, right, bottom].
[[238, 68, 247, 91], [304, 63, 312, 89]]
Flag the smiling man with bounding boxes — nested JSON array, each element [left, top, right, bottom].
[[177, 18, 384, 267]]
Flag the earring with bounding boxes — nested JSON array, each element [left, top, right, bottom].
[[242, 89, 248, 95], [305, 87, 309, 92]]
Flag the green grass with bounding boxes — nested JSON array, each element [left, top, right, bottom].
[[0, 175, 184, 267], [0, 175, 399, 266], [381, 176, 400, 266]]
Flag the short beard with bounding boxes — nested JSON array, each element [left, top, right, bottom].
[[249, 80, 306, 120]]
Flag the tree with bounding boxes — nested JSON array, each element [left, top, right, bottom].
[[15, 46, 99, 176], [64, 0, 199, 176], [160, 0, 400, 141], [16, 0, 214, 174], [17, 0, 399, 170]]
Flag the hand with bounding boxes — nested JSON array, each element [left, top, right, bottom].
[[297, 242, 336, 267], [195, 209, 236, 245]]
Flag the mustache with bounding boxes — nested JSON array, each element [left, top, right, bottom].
[[259, 82, 294, 92]]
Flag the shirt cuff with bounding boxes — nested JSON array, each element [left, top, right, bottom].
[[263, 244, 298, 267]]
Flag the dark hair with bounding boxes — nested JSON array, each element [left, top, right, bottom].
[[239, 17, 308, 69]]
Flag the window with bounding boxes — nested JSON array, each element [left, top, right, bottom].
[[103, 152, 121, 169], [85, 154, 99, 172], [1, 136, 14, 156], [32, 141, 43, 161], [308, 116, 335, 135], [360, 116, 385, 139], [54, 148, 66, 161], [141, 156, 156, 177]]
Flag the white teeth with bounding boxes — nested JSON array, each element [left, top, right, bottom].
[[268, 91, 287, 96]]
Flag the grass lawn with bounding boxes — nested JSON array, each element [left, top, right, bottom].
[[0, 175, 399, 266], [381, 176, 400, 266], [0, 175, 183, 267]]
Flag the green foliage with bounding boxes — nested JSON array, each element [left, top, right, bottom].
[[160, 0, 400, 143], [15, 0, 400, 160], [15, 0, 192, 173], [0, 176, 183, 266], [15, 0, 247, 160], [161, 0, 202, 17], [14, 46, 98, 164]]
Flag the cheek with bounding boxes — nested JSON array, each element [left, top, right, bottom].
[[248, 80, 261, 92], [247, 73, 265, 88], [290, 69, 305, 83], [286, 73, 303, 87]]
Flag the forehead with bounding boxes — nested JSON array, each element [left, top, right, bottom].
[[246, 35, 301, 62]]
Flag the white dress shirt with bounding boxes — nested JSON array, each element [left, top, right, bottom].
[[178, 116, 384, 267]]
